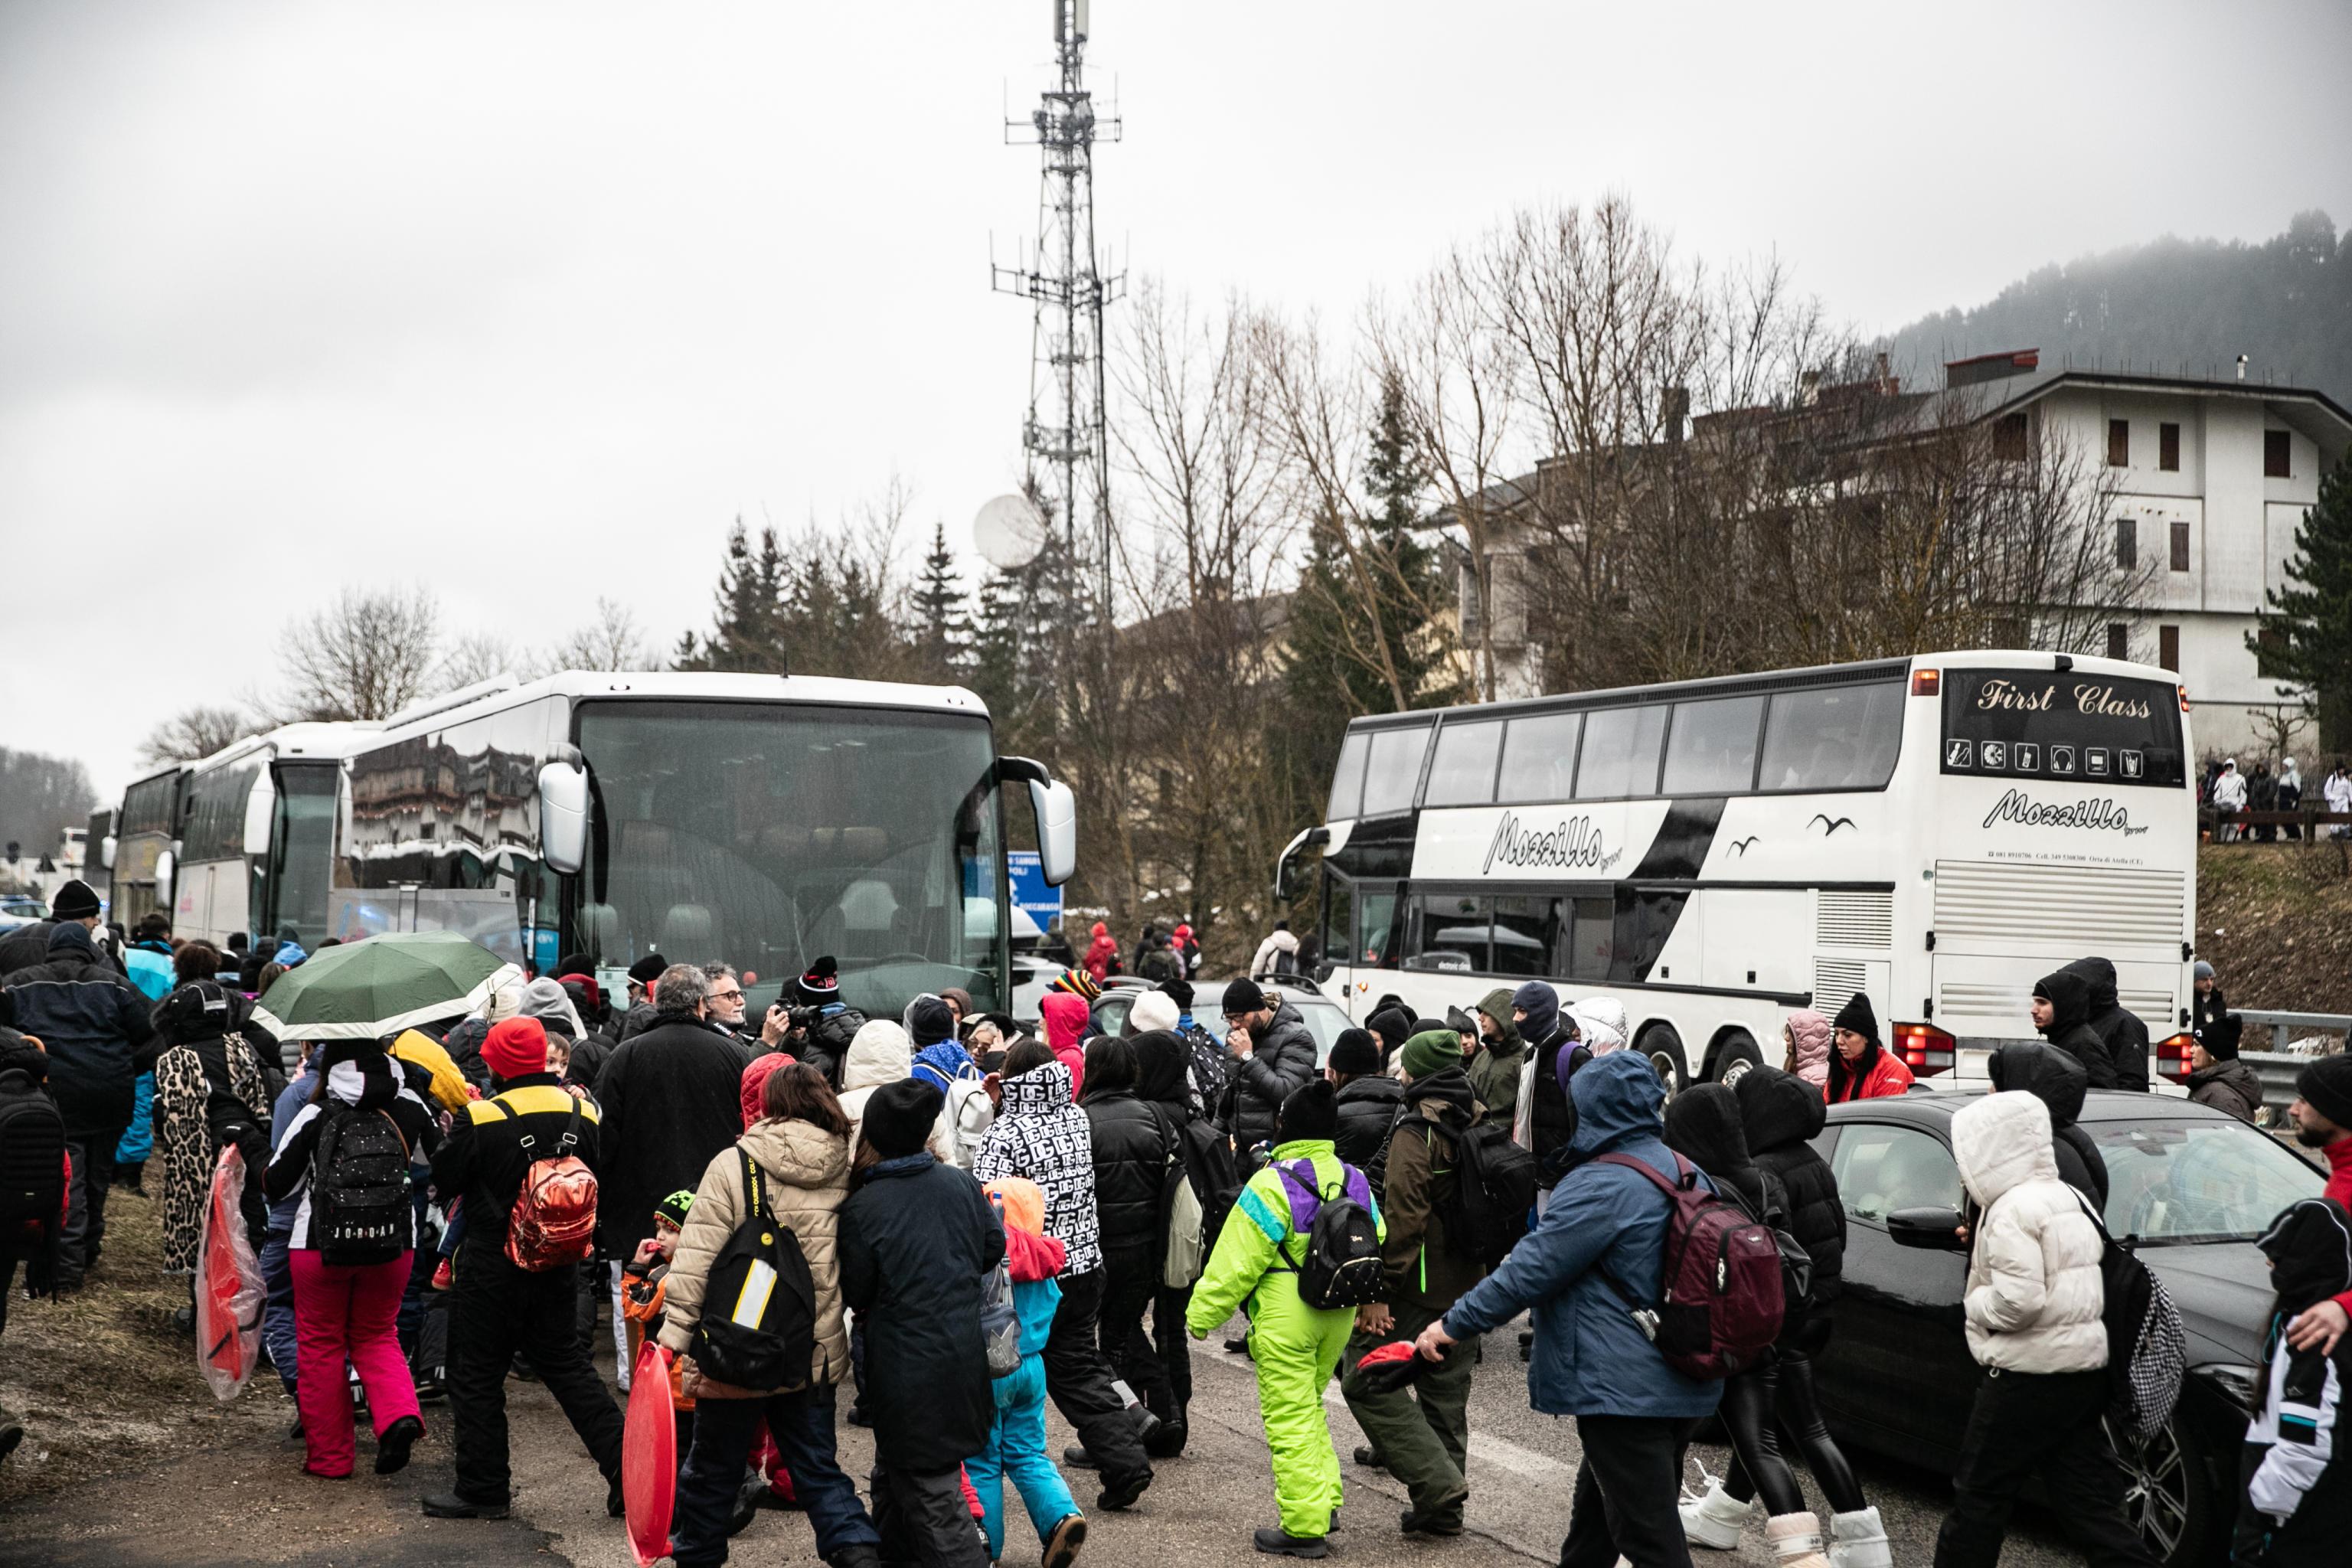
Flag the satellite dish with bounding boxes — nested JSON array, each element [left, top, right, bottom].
[[973, 494, 1049, 571]]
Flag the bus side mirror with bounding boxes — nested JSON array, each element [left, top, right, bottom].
[[242, 771, 278, 858], [100, 835, 116, 871], [1029, 779, 1076, 887], [1274, 825, 1331, 903], [155, 848, 175, 890], [538, 758, 590, 876]]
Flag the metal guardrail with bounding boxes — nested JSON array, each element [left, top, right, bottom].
[[2238, 1008, 2350, 1114], [2240, 1008, 2352, 1054]]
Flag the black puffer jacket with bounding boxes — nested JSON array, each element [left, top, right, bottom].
[[1735, 1065, 1844, 1315], [1988, 1041, 2110, 1207], [1220, 1001, 1317, 1164], [1080, 1087, 1168, 1258], [2034, 968, 2116, 1090], [2, 923, 157, 1136], [1334, 1073, 1403, 1171], [1663, 1083, 1787, 1233], [2061, 957, 2149, 1093]]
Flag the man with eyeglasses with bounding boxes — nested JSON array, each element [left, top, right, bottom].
[[701, 963, 789, 1054]]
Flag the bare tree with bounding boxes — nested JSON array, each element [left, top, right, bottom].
[[266, 586, 441, 722], [544, 597, 656, 673], [138, 704, 253, 765], [436, 633, 518, 694]]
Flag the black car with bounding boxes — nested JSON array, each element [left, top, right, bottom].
[[1812, 1089, 2324, 1566]]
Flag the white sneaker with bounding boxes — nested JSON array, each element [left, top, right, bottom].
[[1828, 1506, 1892, 1568], [1766, 1512, 1829, 1568], [1677, 1477, 1755, 1550]]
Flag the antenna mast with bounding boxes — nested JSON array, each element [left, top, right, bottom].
[[994, 0, 1122, 620]]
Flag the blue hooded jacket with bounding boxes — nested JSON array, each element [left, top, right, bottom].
[[911, 1040, 980, 1094], [1442, 1050, 1723, 1419]]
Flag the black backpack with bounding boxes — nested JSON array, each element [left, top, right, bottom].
[[0, 1071, 67, 1236], [310, 1104, 413, 1266], [1270, 1158, 1384, 1310], [688, 1149, 818, 1391], [1428, 1116, 1537, 1271], [2071, 1191, 2187, 1445]]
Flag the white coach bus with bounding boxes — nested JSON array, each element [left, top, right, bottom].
[[170, 721, 382, 952], [1278, 650, 2199, 1090], [325, 671, 1077, 1023]]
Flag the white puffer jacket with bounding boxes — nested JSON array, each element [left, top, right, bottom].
[[1951, 1091, 2109, 1374], [836, 1019, 953, 1165]]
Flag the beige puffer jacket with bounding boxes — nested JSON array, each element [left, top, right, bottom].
[[1950, 1090, 2108, 1374], [657, 1115, 852, 1396]]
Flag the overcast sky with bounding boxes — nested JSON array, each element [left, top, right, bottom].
[[5, 0, 2349, 803]]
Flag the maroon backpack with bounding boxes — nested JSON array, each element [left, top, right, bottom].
[[1593, 1152, 1782, 1380]]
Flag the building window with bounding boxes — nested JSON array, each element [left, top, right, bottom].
[[2265, 430, 2292, 479], [1992, 412, 2029, 460], [2158, 626, 2180, 672], [2170, 520, 2190, 572], [2256, 626, 2287, 678], [2114, 519, 2135, 570], [2105, 623, 2129, 660], [2159, 422, 2180, 471], [2108, 419, 2130, 467]]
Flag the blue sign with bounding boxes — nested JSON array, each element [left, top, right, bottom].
[[1008, 851, 1061, 929]]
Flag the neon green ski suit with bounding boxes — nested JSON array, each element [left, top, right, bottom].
[[1185, 1138, 1384, 1540]]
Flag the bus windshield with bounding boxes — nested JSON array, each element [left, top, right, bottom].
[[268, 763, 341, 949], [574, 702, 1006, 1017]]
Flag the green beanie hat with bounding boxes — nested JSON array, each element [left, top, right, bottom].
[[1400, 1028, 1460, 1082], [654, 1190, 696, 1231]]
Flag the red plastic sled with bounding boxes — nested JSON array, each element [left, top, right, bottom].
[[624, 1341, 678, 1566]]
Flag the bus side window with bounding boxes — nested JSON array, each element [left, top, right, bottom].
[[1611, 888, 1686, 984], [1575, 707, 1668, 799], [1410, 893, 1489, 972], [1564, 897, 1614, 981], [1759, 682, 1906, 792], [1491, 894, 1558, 977], [1355, 886, 1401, 969]]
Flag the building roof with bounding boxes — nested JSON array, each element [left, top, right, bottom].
[[1903, 359, 2352, 453]]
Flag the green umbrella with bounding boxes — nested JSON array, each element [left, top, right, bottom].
[[250, 929, 521, 1041]]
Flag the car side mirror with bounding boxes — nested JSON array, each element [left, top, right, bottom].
[[538, 755, 590, 876], [1886, 1206, 1968, 1250]]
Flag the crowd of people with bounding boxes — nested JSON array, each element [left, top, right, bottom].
[[3, 887, 2350, 1566], [2206, 753, 2352, 840]]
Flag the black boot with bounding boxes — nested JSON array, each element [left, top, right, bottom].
[[374, 1415, 422, 1475], [1252, 1526, 1328, 1558], [421, 1493, 511, 1520]]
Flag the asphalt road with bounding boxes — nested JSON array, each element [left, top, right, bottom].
[[0, 1300, 2090, 1568]]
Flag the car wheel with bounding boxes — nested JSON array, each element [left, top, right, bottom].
[[1711, 1031, 1762, 1086], [2108, 1412, 2210, 1568], [1637, 1025, 1687, 1102]]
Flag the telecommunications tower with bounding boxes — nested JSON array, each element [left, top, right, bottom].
[[993, 0, 1122, 616]]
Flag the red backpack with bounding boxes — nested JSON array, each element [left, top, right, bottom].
[[495, 1098, 598, 1272], [1593, 1151, 1782, 1380]]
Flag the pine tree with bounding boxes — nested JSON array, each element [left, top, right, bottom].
[[2252, 448, 2352, 748], [914, 522, 972, 681], [678, 518, 791, 674]]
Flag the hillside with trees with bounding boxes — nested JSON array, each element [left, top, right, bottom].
[[1881, 211, 2352, 403]]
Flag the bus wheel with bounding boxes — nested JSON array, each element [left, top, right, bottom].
[[1638, 1025, 1686, 1101], [1711, 1031, 1762, 1086]]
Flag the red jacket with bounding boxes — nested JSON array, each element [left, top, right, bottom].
[[2322, 1137, 2352, 1321], [1037, 993, 1089, 1099], [1828, 1045, 1914, 1103]]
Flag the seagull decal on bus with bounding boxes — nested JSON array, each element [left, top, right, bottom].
[[1808, 814, 1857, 836], [1727, 836, 1759, 856]]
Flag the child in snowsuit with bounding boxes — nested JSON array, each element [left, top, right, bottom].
[[2236, 1197, 2352, 1564], [975, 1177, 1086, 1568], [620, 1190, 696, 1452], [1186, 1079, 1383, 1558]]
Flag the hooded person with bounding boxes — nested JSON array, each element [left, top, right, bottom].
[[1186, 1078, 1384, 1556], [1661, 1085, 1828, 1565], [1364, 1004, 1413, 1076], [149, 978, 277, 1279], [838, 1078, 1003, 1568], [1038, 992, 1091, 1099], [1696, 1066, 1881, 1562], [1466, 988, 1527, 1132], [2234, 1198, 2352, 1565], [1124, 1027, 1231, 1450], [1509, 981, 1576, 1169], [2058, 956, 2149, 1093], [1824, 995, 1913, 1103], [1781, 1008, 1832, 1097], [2186, 1014, 2262, 1124], [1934, 1091, 2148, 1567], [2030, 969, 2116, 1090], [973, 1043, 1153, 1510], [1327, 1029, 1403, 1172], [1424, 1051, 1723, 1568], [1073, 1035, 1180, 1471], [1987, 1041, 2109, 1207], [1081, 922, 1121, 985]]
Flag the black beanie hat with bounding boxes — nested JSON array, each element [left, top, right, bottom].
[[626, 952, 668, 985], [1365, 1005, 1411, 1058], [2296, 1055, 2352, 1132], [50, 879, 100, 921], [2201, 1013, 2243, 1061], [797, 956, 842, 1003], [1278, 1078, 1340, 1145], [1831, 991, 1880, 1046], [1327, 1028, 1380, 1078], [1222, 978, 1266, 1017], [1158, 977, 1194, 1013], [906, 995, 955, 1049], [861, 1079, 945, 1161]]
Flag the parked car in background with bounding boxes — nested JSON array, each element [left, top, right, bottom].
[[1089, 978, 1354, 1066], [1811, 1089, 2322, 1567]]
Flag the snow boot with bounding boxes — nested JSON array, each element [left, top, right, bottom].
[[1766, 1512, 1829, 1568], [1678, 1476, 1754, 1550], [1828, 1507, 1892, 1568]]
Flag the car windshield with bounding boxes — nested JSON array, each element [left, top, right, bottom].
[[576, 701, 1007, 1019], [2091, 1116, 2324, 1243]]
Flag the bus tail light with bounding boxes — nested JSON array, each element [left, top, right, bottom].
[[2155, 1032, 2197, 1084], [1911, 669, 1940, 697], [2178, 685, 2192, 713], [1893, 1021, 1955, 1077]]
